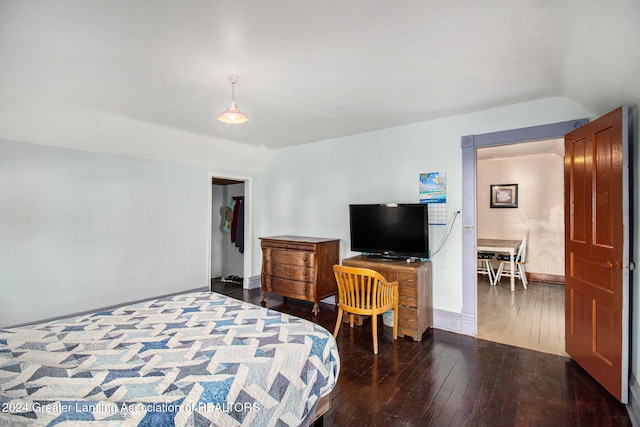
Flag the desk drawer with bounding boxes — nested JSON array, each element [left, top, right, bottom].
[[375, 269, 397, 283], [398, 272, 417, 287], [398, 306, 419, 339], [399, 286, 418, 308], [262, 248, 315, 267], [398, 306, 418, 327]]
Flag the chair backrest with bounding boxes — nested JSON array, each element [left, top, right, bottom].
[[517, 234, 528, 263], [333, 265, 397, 314]]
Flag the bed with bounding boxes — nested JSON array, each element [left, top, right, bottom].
[[0, 291, 340, 426]]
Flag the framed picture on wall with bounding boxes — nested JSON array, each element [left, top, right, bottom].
[[490, 184, 518, 208]]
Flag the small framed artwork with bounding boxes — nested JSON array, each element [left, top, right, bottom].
[[490, 184, 518, 208]]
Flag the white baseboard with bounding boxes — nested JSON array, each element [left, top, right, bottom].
[[461, 308, 477, 335], [321, 295, 336, 305], [432, 308, 478, 336], [247, 275, 261, 289], [628, 374, 640, 426], [433, 308, 463, 333]]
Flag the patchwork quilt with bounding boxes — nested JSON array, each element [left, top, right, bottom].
[[0, 292, 340, 426]]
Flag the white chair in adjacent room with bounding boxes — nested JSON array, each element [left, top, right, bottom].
[[477, 251, 496, 284], [494, 235, 528, 289]]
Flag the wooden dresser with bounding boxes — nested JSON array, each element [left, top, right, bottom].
[[342, 255, 432, 341], [260, 236, 339, 315]]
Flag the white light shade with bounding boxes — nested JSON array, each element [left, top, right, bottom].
[[218, 74, 248, 124], [217, 101, 248, 124]]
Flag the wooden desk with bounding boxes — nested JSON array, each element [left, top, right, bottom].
[[477, 238, 521, 291], [342, 256, 432, 341]]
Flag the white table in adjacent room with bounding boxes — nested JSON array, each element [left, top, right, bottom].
[[477, 238, 521, 291]]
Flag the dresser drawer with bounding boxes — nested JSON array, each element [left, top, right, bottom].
[[263, 275, 314, 300], [262, 248, 315, 267], [261, 240, 316, 252], [263, 261, 315, 282]]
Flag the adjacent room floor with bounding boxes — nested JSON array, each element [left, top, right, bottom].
[[212, 280, 630, 426], [476, 276, 568, 357]]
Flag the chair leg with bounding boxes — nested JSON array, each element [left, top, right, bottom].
[[494, 263, 504, 285], [484, 260, 495, 284], [392, 304, 398, 340], [372, 313, 378, 355], [518, 264, 528, 289], [333, 308, 343, 338]]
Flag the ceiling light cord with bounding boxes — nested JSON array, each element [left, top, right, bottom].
[[229, 74, 237, 102]]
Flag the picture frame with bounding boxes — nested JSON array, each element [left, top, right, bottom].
[[490, 184, 518, 208]]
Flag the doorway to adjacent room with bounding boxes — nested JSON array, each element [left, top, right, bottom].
[[475, 140, 567, 356]]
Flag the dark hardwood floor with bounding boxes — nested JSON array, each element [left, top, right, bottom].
[[211, 281, 631, 426]]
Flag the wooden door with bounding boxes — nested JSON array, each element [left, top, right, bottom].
[[564, 106, 629, 403]]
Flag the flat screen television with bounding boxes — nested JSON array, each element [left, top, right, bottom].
[[349, 203, 429, 260]]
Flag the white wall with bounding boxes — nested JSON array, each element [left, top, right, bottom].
[[257, 97, 591, 318], [477, 152, 565, 276], [0, 138, 258, 326]]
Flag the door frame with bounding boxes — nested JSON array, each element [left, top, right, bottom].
[[207, 172, 253, 290], [460, 118, 588, 335]]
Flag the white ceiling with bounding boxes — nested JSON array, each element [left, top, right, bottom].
[[1, 0, 639, 151]]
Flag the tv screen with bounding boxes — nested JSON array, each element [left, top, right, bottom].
[[349, 203, 429, 259]]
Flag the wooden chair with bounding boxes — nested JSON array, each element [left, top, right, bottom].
[[494, 235, 528, 289], [333, 265, 399, 354], [477, 252, 496, 284]]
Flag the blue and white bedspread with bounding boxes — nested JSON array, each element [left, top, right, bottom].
[[0, 291, 340, 426]]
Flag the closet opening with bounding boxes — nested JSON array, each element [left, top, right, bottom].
[[209, 175, 251, 291]]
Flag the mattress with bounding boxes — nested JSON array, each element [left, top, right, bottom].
[[0, 291, 340, 426]]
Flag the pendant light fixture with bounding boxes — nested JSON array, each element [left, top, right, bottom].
[[217, 74, 248, 124]]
